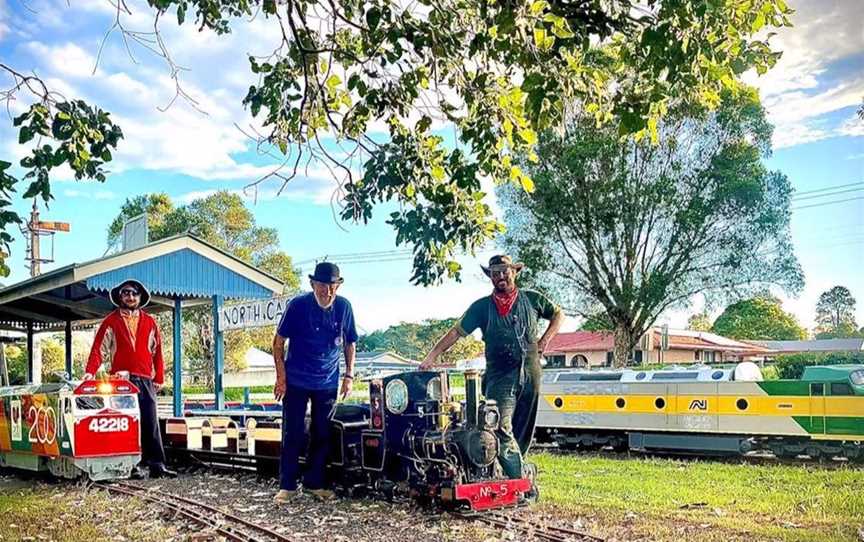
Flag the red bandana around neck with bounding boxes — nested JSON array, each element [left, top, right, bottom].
[[492, 288, 519, 316]]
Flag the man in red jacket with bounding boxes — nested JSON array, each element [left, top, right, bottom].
[[85, 279, 176, 479]]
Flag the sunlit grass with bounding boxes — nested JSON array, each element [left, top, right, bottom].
[[532, 452, 864, 541]]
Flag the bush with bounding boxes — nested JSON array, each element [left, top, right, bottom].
[[774, 351, 864, 379]]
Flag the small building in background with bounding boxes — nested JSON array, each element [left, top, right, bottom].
[[220, 348, 420, 388], [543, 328, 773, 368], [748, 338, 864, 359]]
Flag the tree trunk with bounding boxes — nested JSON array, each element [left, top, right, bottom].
[[612, 323, 637, 368]]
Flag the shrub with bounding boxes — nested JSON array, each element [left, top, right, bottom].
[[774, 351, 864, 379]]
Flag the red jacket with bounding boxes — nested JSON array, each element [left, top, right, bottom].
[[86, 309, 165, 384]]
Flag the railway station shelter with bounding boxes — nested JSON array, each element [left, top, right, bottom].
[[0, 234, 283, 415]]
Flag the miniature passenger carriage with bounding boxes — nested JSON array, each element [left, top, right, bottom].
[[0, 377, 141, 480]]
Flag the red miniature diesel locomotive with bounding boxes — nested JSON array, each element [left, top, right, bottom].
[[0, 377, 141, 480]]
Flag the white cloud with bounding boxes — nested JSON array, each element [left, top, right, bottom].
[[742, 0, 864, 149], [838, 114, 864, 138], [25, 42, 101, 78]]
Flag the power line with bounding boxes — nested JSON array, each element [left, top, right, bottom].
[[793, 181, 864, 197], [791, 196, 864, 211], [791, 186, 864, 202]]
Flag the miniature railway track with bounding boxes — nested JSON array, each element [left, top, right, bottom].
[[97, 481, 293, 542], [454, 509, 605, 542]]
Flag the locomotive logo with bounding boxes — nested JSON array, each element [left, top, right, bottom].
[[688, 399, 708, 411]]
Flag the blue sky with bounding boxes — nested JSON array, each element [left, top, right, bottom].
[[1, 0, 862, 334]]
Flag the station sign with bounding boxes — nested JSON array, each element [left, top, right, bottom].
[[36, 221, 71, 232], [218, 295, 290, 331]]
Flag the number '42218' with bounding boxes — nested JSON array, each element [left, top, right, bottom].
[[88, 418, 129, 433]]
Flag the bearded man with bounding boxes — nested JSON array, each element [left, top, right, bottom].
[[419, 255, 563, 479], [85, 279, 176, 479], [272, 262, 358, 502]]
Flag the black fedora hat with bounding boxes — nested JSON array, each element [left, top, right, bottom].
[[309, 262, 344, 284], [481, 254, 525, 277], [109, 279, 151, 308]]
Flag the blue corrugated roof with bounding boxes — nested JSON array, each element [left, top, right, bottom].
[[86, 248, 273, 300]]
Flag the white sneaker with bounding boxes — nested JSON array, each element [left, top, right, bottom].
[[274, 489, 299, 503]]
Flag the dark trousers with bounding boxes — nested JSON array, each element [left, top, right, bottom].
[[130, 375, 167, 468], [280, 385, 337, 491]]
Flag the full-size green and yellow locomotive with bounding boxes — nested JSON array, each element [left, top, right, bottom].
[[535, 363, 864, 459]]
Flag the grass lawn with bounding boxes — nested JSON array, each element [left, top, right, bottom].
[[533, 451, 864, 541], [0, 478, 174, 542]]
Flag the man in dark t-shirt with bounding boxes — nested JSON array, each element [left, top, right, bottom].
[[420, 255, 563, 480], [272, 262, 358, 503]]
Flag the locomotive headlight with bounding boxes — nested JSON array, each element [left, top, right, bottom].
[[426, 377, 442, 401], [483, 409, 500, 428], [483, 407, 500, 429], [385, 379, 409, 414], [97, 382, 114, 394]]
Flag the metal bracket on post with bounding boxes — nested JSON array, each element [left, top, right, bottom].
[[173, 298, 183, 417], [212, 294, 225, 411]]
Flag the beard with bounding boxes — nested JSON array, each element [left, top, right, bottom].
[[314, 292, 335, 309], [493, 279, 514, 293], [120, 299, 140, 311]]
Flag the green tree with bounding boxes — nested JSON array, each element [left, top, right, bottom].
[[579, 312, 614, 332], [500, 87, 803, 366], [814, 286, 859, 339], [39, 336, 65, 381], [711, 297, 806, 341], [0, 64, 123, 275], [359, 318, 484, 365], [5, 344, 27, 385], [687, 313, 713, 332], [106, 191, 301, 389], [107, 193, 175, 249], [7, 1, 791, 284]]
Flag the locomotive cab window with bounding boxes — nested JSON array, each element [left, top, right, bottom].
[[830, 383, 853, 396], [850, 371, 864, 386], [75, 396, 105, 410], [810, 383, 825, 396], [111, 396, 137, 409]]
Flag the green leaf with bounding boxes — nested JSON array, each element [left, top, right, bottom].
[[177, 2, 186, 25], [431, 165, 445, 180], [366, 7, 381, 30]]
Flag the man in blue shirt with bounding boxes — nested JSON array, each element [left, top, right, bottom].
[[272, 262, 358, 502]]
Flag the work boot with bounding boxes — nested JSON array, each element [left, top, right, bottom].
[[273, 489, 299, 503], [308, 488, 336, 501], [129, 465, 147, 480], [149, 464, 178, 479]]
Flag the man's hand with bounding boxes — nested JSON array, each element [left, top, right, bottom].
[[340, 376, 353, 400], [274, 377, 287, 401], [418, 353, 437, 371], [154, 382, 164, 393], [82, 373, 95, 381]]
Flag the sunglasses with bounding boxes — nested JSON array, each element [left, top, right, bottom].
[[119, 289, 140, 296]]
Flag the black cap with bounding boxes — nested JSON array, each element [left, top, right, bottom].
[[308, 262, 344, 284]]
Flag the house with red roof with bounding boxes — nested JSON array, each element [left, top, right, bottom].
[[543, 328, 773, 368]]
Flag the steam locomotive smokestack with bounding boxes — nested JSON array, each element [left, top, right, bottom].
[[464, 369, 480, 426]]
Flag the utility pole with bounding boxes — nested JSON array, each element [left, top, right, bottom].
[[23, 199, 70, 277]]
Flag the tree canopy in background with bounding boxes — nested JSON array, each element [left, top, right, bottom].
[[3, 0, 792, 283], [814, 286, 860, 339], [687, 313, 713, 332], [711, 296, 806, 341], [500, 87, 803, 366], [106, 190, 301, 388], [358, 318, 483, 365]]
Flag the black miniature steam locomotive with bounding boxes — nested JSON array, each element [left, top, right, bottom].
[[164, 370, 535, 511]]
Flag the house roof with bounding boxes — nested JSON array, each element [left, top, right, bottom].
[[546, 329, 772, 354], [750, 339, 864, 353], [0, 234, 284, 331]]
